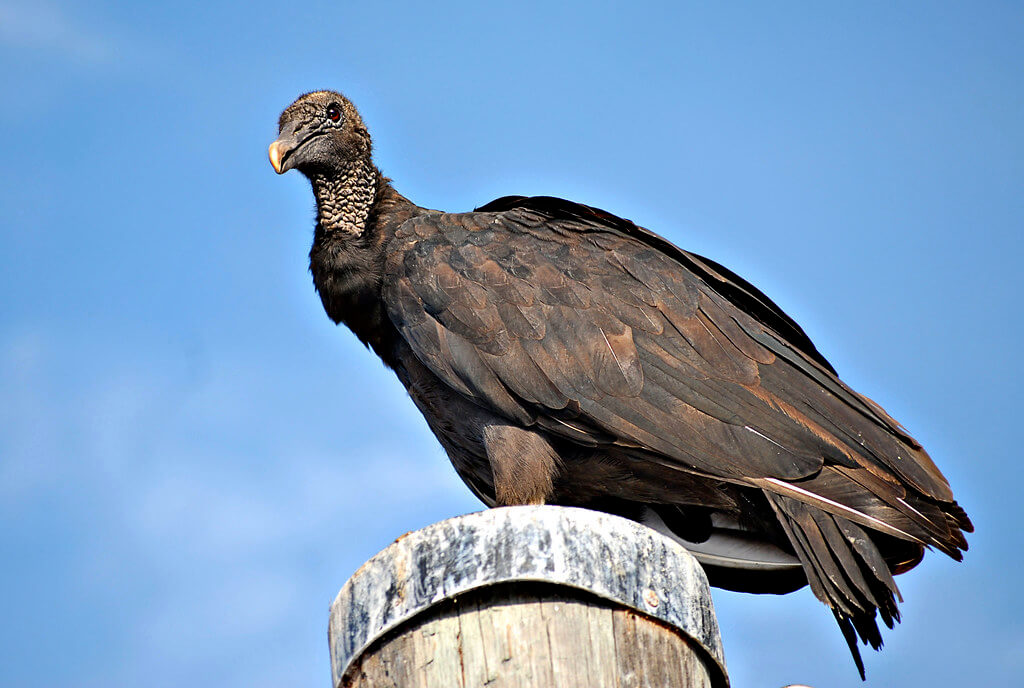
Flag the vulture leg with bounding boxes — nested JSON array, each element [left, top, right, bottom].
[[482, 424, 560, 506]]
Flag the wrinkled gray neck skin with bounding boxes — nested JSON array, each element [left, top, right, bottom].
[[310, 156, 378, 236]]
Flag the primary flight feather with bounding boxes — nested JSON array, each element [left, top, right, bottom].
[[269, 90, 971, 677]]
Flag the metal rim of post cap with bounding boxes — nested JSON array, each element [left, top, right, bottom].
[[327, 505, 729, 687]]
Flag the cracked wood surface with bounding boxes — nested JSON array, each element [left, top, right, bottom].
[[342, 584, 713, 688], [329, 506, 726, 687]]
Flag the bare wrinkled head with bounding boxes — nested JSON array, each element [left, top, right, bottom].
[[269, 91, 371, 176]]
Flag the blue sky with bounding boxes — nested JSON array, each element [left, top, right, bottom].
[[1, 1, 1021, 686]]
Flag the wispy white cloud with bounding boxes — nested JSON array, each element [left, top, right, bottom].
[[1, 324, 480, 686], [0, 1, 117, 64]]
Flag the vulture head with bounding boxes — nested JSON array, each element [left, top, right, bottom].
[[269, 90, 371, 176]]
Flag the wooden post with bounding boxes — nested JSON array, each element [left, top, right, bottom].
[[328, 506, 729, 688]]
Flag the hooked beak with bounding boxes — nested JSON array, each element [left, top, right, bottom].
[[268, 128, 304, 174], [268, 136, 295, 174], [268, 140, 286, 174]]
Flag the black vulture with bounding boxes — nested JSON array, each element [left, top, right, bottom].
[[269, 90, 971, 677]]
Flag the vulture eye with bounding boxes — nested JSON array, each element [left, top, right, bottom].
[[326, 104, 341, 122]]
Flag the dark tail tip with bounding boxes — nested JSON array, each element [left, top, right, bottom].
[[833, 610, 868, 680]]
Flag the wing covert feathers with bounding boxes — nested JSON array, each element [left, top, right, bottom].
[[382, 195, 971, 674]]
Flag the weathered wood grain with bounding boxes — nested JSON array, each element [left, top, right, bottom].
[[343, 584, 714, 688], [328, 506, 728, 687]]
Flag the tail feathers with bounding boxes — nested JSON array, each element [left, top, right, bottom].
[[766, 492, 904, 680]]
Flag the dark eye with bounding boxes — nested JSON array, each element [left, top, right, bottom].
[[326, 104, 341, 122]]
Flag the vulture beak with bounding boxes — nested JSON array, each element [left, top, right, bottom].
[[268, 139, 289, 174], [269, 126, 304, 174]]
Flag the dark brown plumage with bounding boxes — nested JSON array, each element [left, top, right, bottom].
[[270, 90, 971, 677]]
